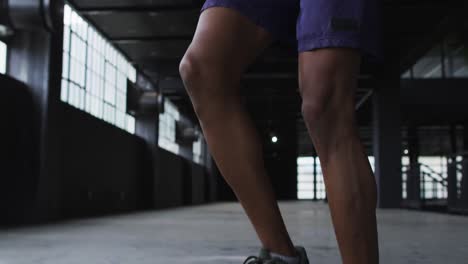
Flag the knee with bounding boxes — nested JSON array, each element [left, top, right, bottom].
[[301, 96, 354, 137], [300, 79, 335, 127], [179, 51, 214, 116], [301, 99, 327, 127], [179, 50, 231, 98], [300, 80, 354, 129], [179, 50, 236, 121], [179, 51, 203, 93]]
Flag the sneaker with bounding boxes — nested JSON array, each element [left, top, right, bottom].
[[243, 246, 309, 264]]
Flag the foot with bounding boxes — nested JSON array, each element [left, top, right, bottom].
[[243, 246, 309, 264]]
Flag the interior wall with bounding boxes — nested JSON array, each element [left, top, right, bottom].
[[153, 148, 208, 206], [0, 75, 39, 225], [191, 162, 206, 205], [59, 104, 213, 216], [154, 148, 184, 208], [59, 104, 151, 217], [0, 88, 213, 222]]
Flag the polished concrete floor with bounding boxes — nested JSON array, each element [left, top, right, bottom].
[[0, 202, 467, 263]]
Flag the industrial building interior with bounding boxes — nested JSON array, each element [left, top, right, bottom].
[[1, 0, 468, 263]]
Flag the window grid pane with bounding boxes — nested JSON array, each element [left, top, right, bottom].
[[193, 133, 205, 165], [297, 157, 321, 200], [298, 153, 454, 201], [158, 100, 180, 155], [400, 156, 449, 200], [298, 156, 377, 200], [61, 3, 135, 134]]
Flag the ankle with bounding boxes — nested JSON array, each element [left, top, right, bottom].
[[270, 251, 299, 264], [268, 244, 297, 257]]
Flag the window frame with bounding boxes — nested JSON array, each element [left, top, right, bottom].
[[0, 40, 8, 74], [61, 3, 136, 134]]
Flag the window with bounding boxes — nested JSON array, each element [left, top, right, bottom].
[[368, 156, 376, 172], [158, 100, 180, 155], [298, 156, 443, 201], [158, 100, 206, 162], [412, 45, 443, 79], [401, 69, 412, 79], [444, 42, 468, 78], [297, 157, 326, 200], [402, 156, 410, 199], [297, 156, 376, 200], [456, 155, 463, 198], [193, 132, 204, 165], [419, 156, 448, 199], [401, 156, 451, 200], [401, 35, 468, 79], [315, 159, 326, 199], [297, 157, 315, 199], [0, 40, 6, 74], [62, 4, 136, 134]]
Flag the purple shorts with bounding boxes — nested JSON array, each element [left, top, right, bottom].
[[201, 0, 382, 61]]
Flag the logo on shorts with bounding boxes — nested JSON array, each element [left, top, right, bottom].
[[331, 18, 360, 32]]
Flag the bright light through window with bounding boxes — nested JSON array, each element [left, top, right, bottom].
[[297, 156, 376, 200], [401, 156, 449, 200], [298, 155, 451, 201], [193, 133, 204, 164], [0, 41, 6, 74], [402, 156, 409, 199], [158, 100, 180, 155], [61, 4, 136, 134], [297, 157, 326, 200], [418, 156, 448, 199]]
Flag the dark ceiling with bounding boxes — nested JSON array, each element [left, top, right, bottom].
[[70, 0, 467, 155]]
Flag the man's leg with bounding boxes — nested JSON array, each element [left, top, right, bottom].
[[298, 48, 379, 264], [179, 7, 296, 256]]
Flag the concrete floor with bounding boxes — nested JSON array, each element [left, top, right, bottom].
[[0, 202, 467, 263]]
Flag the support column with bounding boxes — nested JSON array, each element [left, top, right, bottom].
[[372, 75, 402, 208], [7, 21, 64, 222], [447, 125, 458, 209], [406, 125, 421, 208], [460, 125, 468, 209], [133, 76, 160, 209]]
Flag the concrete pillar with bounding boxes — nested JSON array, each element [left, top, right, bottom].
[[372, 76, 402, 208], [460, 125, 468, 208], [447, 125, 458, 208], [7, 27, 64, 222], [406, 125, 421, 208]]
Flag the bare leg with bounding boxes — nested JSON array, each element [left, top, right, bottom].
[[298, 48, 379, 264], [179, 8, 296, 256]]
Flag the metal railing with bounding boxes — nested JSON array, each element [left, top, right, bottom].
[[403, 156, 468, 214], [403, 161, 449, 208]]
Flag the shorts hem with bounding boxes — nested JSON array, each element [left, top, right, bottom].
[[201, 1, 261, 28], [298, 36, 382, 63], [201, 0, 287, 41]]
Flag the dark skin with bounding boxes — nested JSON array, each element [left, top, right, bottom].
[[179, 7, 379, 264]]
